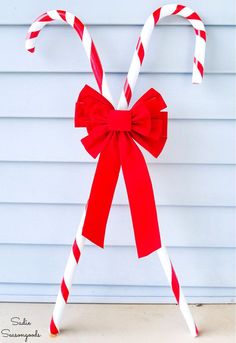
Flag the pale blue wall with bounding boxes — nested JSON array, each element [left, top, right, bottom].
[[0, 0, 235, 303]]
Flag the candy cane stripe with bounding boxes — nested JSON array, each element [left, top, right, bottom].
[[49, 318, 59, 335], [58, 9, 67, 21], [39, 14, 54, 22], [195, 29, 207, 41], [124, 80, 132, 104], [153, 8, 161, 23], [72, 239, 81, 263], [171, 263, 180, 303], [90, 41, 104, 94], [194, 58, 204, 77], [172, 4, 185, 15], [61, 278, 69, 302], [74, 16, 84, 39], [136, 39, 145, 64]]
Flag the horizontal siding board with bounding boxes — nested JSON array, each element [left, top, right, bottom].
[[0, 163, 234, 206], [0, 118, 235, 164], [0, 295, 234, 304], [1, 284, 234, 298], [1, 26, 235, 73], [0, 204, 234, 248], [0, 74, 234, 120], [1, 0, 235, 25], [0, 284, 235, 304], [0, 245, 235, 287]]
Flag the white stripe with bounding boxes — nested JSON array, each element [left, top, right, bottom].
[[159, 4, 177, 19], [117, 91, 128, 110], [65, 12, 75, 26], [126, 52, 141, 93], [25, 39, 35, 50], [177, 7, 194, 18], [179, 290, 198, 336], [63, 251, 77, 288], [140, 15, 155, 51], [194, 36, 206, 65], [75, 209, 86, 250], [52, 291, 65, 329], [47, 10, 62, 20], [192, 65, 202, 84], [82, 27, 92, 59], [189, 19, 206, 31], [157, 247, 172, 284], [102, 78, 113, 103], [29, 21, 46, 32]]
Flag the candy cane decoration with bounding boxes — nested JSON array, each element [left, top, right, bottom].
[[25, 10, 112, 103], [118, 4, 206, 109], [25, 5, 205, 338], [26, 10, 112, 336]]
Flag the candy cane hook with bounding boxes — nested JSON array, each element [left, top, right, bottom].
[[118, 4, 206, 109], [26, 9, 112, 336], [26, 9, 113, 103]]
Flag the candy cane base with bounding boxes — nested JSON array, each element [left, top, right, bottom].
[[157, 247, 198, 337], [49, 211, 86, 335]]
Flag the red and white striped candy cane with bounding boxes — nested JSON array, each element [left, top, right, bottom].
[[26, 10, 112, 335], [118, 3, 206, 109], [25, 9, 112, 103], [116, 4, 206, 337]]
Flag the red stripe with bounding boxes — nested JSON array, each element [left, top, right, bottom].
[[90, 42, 103, 94], [74, 16, 84, 39], [61, 278, 69, 302], [57, 10, 67, 22], [72, 240, 81, 263], [28, 30, 40, 39], [172, 4, 185, 15], [27, 47, 35, 53], [124, 80, 132, 105], [49, 318, 59, 335], [153, 8, 161, 24], [39, 14, 54, 22], [187, 12, 201, 21], [171, 264, 180, 303], [195, 324, 199, 336], [194, 29, 206, 41], [199, 30, 206, 41], [136, 39, 145, 64], [194, 57, 204, 77]]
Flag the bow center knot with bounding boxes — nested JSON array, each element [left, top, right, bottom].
[[108, 109, 131, 132]]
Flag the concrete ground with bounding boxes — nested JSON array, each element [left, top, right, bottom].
[[0, 303, 235, 343]]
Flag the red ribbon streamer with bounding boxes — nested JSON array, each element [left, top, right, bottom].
[[75, 85, 168, 258]]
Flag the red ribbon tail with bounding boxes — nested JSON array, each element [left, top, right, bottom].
[[119, 133, 162, 258], [82, 133, 121, 248]]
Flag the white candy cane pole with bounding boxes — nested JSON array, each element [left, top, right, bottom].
[[118, 3, 206, 109], [26, 10, 112, 335], [117, 4, 206, 337]]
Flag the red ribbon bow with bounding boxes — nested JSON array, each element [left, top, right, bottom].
[[75, 85, 168, 258]]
